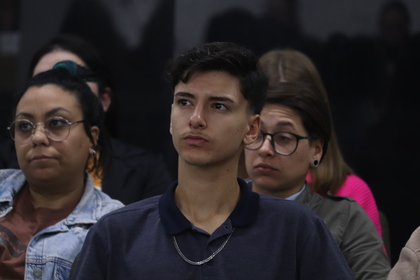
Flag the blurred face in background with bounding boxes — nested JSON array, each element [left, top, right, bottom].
[[32, 50, 110, 110]]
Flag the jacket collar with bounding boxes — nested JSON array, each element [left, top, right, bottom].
[[295, 183, 325, 208], [246, 178, 316, 204], [0, 169, 101, 226], [159, 178, 260, 235]]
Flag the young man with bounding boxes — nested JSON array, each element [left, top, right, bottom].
[[70, 42, 353, 279]]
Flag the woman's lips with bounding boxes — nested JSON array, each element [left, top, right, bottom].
[[254, 163, 277, 173], [31, 155, 54, 162]]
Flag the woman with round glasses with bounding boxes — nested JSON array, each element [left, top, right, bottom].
[[257, 49, 384, 243], [26, 34, 173, 205], [0, 68, 123, 280], [244, 82, 390, 279]]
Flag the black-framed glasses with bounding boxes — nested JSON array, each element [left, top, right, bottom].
[[8, 117, 85, 144], [245, 131, 312, 156]]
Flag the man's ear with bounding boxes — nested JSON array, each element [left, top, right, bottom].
[[99, 87, 112, 112], [169, 104, 173, 135], [243, 114, 260, 146]]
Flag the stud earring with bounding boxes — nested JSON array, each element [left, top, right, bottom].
[[311, 159, 320, 168]]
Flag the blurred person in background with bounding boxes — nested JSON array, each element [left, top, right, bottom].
[[28, 34, 172, 204], [257, 49, 384, 242]]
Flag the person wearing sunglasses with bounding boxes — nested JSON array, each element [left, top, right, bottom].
[[0, 68, 123, 280], [244, 82, 390, 280]]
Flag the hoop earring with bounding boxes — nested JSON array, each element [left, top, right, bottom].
[[90, 148, 97, 157], [311, 159, 320, 168]]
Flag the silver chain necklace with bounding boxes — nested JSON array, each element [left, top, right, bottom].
[[172, 227, 235, 266]]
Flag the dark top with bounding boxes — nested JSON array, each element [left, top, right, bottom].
[[102, 139, 172, 204], [70, 179, 354, 280], [0, 136, 18, 169], [0, 137, 172, 204]]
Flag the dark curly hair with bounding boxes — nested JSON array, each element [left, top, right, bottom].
[[165, 42, 268, 114]]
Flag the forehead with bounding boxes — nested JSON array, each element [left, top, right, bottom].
[[174, 71, 242, 99], [17, 84, 81, 117], [33, 50, 86, 76], [261, 104, 304, 131]]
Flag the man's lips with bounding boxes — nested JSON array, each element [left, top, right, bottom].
[[184, 135, 207, 145]]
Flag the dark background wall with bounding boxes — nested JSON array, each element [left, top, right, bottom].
[[1, 0, 420, 266]]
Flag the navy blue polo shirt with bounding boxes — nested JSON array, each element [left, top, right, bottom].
[[159, 178, 260, 235], [71, 179, 354, 280]]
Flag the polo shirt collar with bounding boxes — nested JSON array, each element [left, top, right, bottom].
[[159, 178, 260, 235]]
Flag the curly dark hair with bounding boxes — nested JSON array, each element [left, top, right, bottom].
[[165, 42, 268, 114]]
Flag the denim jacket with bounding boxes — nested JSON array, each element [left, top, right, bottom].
[[0, 169, 124, 280]]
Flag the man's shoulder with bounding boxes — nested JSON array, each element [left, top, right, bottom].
[[97, 195, 161, 223]]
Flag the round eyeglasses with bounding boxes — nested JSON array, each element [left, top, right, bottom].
[[245, 131, 312, 156], [8, 117, 85, 144]]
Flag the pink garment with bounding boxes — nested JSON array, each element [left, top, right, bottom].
[[306, 173, 382, 238], [335, 174, 382, 238]]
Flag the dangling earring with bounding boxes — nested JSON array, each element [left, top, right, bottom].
[[311, 159, 320, 168], [90, 148, 97, 157]]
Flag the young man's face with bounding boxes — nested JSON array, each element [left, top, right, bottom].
[[170, 71, 259, 168]]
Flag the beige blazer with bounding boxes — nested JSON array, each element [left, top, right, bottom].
[[388, 226, 420, 280]]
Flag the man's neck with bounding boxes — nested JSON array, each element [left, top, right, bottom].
[[175, 160, 241, 234]]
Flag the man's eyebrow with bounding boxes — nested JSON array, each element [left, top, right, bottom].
[[208, 96, 235, 103], [174, 92, 194, 98], [174, 92, 235, 104]]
